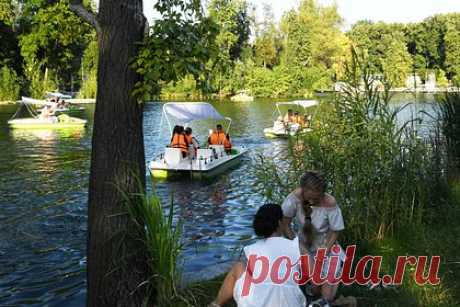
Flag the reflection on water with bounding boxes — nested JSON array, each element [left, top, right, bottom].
[[0, 94, 439, 306]]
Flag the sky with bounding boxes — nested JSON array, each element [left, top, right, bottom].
[[143, 0, 460, 28]]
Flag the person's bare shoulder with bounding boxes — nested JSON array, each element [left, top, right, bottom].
[[321, 193, 337, 208]]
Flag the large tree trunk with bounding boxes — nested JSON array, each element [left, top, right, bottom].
[[85, 1, 150, 306]]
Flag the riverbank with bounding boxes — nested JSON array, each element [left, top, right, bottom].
[[175, 181, 460, 307]]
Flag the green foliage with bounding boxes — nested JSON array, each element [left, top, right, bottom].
[[438, 93, 460, 174], [122, 190, 182, 306], [444, 18, 460, 84], [278, 0, 347, 92], [254, 4, 279, 68], [207, 0, 251, 94], [133, 0, 218, 100], [78, 39, 98, 98], [19, 0, 93, 92], [0, 66, 20, 101], [348, 22, 412, 87], [0, 0, 16, 26], [437, 69, 450, 88], [26, 66, 57, 98]]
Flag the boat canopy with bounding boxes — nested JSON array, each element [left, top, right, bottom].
[[161, 102, 231, 134], [277, 100, 319, 109], [46, 92, 72, 100]]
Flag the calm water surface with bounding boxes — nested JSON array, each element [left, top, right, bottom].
[[0, 94, 438, 306]]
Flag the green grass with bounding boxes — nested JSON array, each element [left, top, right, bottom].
[[174, 184, 460, 307]]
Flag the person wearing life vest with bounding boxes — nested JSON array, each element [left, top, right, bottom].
[[283, 109, 294, 123], [208, 124, 232, 153], [292, 111, 300, 124], [185, 127, 199, 158], [170, 125, 189, 157]]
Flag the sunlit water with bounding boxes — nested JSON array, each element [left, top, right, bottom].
[[0, 94, 438, 306]]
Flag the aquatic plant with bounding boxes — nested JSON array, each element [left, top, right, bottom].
[[0, 66, 20, 102], [253, 48, 449, 243], [438, 92, 460, 175], [121, 188, 183, 306]]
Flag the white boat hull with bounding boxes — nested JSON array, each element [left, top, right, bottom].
[[149, 146, 247, 179]]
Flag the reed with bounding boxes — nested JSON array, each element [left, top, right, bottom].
[[121, 188, 183, 306], [438, 92, 460, 176], [253, 48, 449, 243]]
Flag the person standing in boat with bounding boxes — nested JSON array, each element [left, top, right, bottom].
[[208, 124, 232, 154], [281, 171, 346, 307], [170, 125, 189, 158], [184, 127, 199, 158]]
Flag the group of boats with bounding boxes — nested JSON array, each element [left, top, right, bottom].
[[7, 93, 87, 129], [6, 94, 317, 180], [148, 100, 318, 179]]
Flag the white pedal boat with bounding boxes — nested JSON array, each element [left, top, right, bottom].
[[264, 100, 318, 138], [148, 102, 248, 180]]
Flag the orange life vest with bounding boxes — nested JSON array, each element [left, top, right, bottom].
[[209, 131, 232, 151], [223, 136, 232, 151], [209, 131, 227, 145], [170, 133, 188, 153]]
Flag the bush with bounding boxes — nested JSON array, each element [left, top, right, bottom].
[[78, 68, 97, 98], [0, 66, 20, 102]]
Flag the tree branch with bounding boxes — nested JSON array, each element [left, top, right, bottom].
[[69, 1, 101, 33]]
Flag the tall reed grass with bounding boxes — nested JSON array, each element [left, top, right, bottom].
[[438, 92, 460, 176], [253, 49, 449, 243], [122, 189, 182, 306]]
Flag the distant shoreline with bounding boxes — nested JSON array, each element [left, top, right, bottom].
[[316, 87, 460, 94]]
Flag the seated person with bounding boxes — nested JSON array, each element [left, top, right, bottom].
[[283, 109, 294, 123], [297, 114, 306, 127], [208, 204, 306, 307], [302, 115, 311, 128], [184, 127, 200, 158], [169, 125, 189, 158], [208, 124, 232, 154], [39, 105, 57, 122], [292, 111, 300, 124]]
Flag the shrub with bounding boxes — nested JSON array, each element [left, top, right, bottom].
[[0, 66, 20, 102]]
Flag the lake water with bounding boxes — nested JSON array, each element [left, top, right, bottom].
[[0, 94, 439, 306]]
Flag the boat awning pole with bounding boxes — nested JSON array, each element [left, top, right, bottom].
[[225, 117, 232, 134]]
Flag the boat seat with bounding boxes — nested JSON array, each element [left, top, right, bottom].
[[164, 148, 184, 166], [209, 145, 225, 156], [197, 148, 214, 161]]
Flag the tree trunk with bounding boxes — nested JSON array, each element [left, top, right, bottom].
[[86, 0, 150, 306]]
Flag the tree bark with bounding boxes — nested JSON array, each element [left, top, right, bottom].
[[77, 0, 150, 306]]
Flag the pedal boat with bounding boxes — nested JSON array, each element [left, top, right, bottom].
[[264, 100, 318, 138], [148, 102, 248, 180]]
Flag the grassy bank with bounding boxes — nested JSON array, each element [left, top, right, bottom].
[[175, 183, 460, 306]]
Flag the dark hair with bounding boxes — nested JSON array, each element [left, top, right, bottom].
[[185, 127, 192, 135], [216, 124, 223, 130], [171, 125, 185, 143], [253, 204, 283, 238]]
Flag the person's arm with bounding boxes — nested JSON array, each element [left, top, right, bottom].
[[281, 216, 295, 240], [325, 230, 340, 255]]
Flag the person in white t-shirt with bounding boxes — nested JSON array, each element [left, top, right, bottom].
[[281, 171, 346, 307], [209, 204, 306, 307]]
